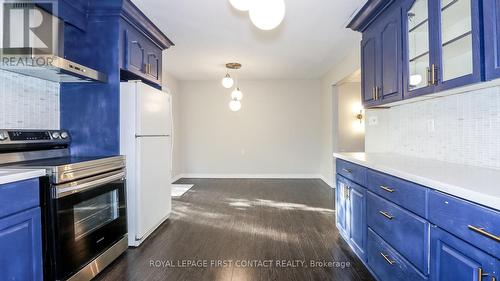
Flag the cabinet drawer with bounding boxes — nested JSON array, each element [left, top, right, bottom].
[[366, 169, 427, 217], [367, 192, 429, 274], [336, 159, 367, 186], [429, 191, 500, 259], [0, 179, 39, 219], [367, 228, 427, 281]]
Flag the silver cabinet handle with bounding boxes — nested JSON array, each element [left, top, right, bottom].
[[379, 211, 394, 220], [380, 253, 396, 265], [468, 225, 500, 242], [342, 168, 352, 174], [380, 185, 395, 193]]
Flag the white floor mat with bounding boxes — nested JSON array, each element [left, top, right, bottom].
[[172, 184, 194, 197]]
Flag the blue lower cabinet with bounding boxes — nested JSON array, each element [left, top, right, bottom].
[[430, 226, 498, 281], [367, 228, 428, 281], [336, 175, 367, 260], [347, 182, 366, 260], [0, 207, 43, 281], [336, 176, 348, 238], [367, 192, 429, 274]]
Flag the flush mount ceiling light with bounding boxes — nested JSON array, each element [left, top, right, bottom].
[[249, 0, 286, 31], [229, 0, 250, 11]]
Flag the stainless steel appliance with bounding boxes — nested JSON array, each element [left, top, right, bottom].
[[0, 4, 107, 83], [0, 129, 127, 281]]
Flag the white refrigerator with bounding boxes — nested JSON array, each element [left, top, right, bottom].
[[120, 81, 172, 247]]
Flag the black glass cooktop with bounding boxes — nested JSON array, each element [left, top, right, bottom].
[[13, 156, 121, 168]]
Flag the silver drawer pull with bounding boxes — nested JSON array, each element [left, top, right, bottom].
[[342, 168, 352, 174], [380, 185, 395, 193], [380, 253, 396, 265], [468, 225, 500, 242], [379, 211, 394, 220]]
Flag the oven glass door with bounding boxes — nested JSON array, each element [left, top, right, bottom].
[[54, 171, 127, 280]]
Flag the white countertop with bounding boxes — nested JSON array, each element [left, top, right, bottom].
[[0, 169, 46, 185], [333, 152, 500, 210]]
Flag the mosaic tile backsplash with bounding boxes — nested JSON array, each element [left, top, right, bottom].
[[0, 70, 60, 129], [365, 85, 500, 169]]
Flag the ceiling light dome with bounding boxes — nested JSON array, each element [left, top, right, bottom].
[[231, 88, 243, 101], [229, 100, 242, 112], [221, 74, 234, 89], [249, 0, 286, 31], [229, 0, 251, 11]]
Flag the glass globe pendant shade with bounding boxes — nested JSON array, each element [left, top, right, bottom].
[[222, 74, 234, 89], [229, 0, 250, 11], [249, 0, 286, 31], [231, 88, 243, 101], [229, 100, 242, 112]]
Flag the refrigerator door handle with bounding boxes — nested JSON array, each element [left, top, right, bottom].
[[135, 135, 171, 137]]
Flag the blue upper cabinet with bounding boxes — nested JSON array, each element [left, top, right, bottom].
[[403, 0, 482, 98], [483, 0, 500, 80], [361, 1, 403, 108], [119, 0, 174, 87], [349, 0, 484, 107]]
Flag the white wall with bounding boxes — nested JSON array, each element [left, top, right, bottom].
[[177, 79, 322, 177], [337, 82, 365, 152], [162, 64, 183, 180], [0, 70, 60, 129], [365, 85, 500, 169], [319, 45, 361, 186]]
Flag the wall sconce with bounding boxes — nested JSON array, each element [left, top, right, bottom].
[[356, 110, 363, 124]]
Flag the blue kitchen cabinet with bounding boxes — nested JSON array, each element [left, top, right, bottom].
[[351, 0, 484, 107], [0, 179, 43, 281], [430, 226, 498, 281], [336, 175, 367, 260], [483, 0, 500, 80], [361, 1, 403, 107], [361, 29, 378, 107]]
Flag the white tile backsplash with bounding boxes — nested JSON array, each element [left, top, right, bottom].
[[0, 69, 60, 130], [365, 86, 500, 169]]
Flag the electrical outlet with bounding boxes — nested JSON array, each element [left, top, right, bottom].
[[368, 116, 378, 126], [427, 119, 435, 133]]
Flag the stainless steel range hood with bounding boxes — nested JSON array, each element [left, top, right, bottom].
[[0, 5, 107, 83], [1, 53, 108, 83]]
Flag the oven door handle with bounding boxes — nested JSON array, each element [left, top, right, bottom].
[[55, 171, 125, 199]]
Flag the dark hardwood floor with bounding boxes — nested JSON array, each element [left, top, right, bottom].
[[95, 178, 375, 281]]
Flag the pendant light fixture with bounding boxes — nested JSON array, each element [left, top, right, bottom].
[[223, 63, 243, 112], [222, 73, 234, 89], [231, 87, 243, 101]]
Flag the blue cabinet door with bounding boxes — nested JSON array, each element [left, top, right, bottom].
[[376, 2, 403, 104], [434, 0, 482, 92], [430, 226, 498, 281], [335, 176, 348, 239], [0, 208, 43, 281], [361, 32, 378, 107], [484, 0, 500, 80], [124, 27, 146, 77], [347, 183, 366, 260]]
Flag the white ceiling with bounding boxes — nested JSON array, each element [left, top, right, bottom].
[[132, 0, 365, 80]]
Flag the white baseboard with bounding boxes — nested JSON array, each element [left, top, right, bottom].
[[174, 173, 323, 179], [171, 174, 183, 183], [320, 175, 334, 188]]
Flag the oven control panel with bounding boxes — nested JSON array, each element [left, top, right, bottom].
[[0, 130, 71, 143]]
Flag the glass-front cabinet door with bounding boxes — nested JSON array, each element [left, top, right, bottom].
[[436, 0, 481, 90], [403, 0, 435, 98]]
